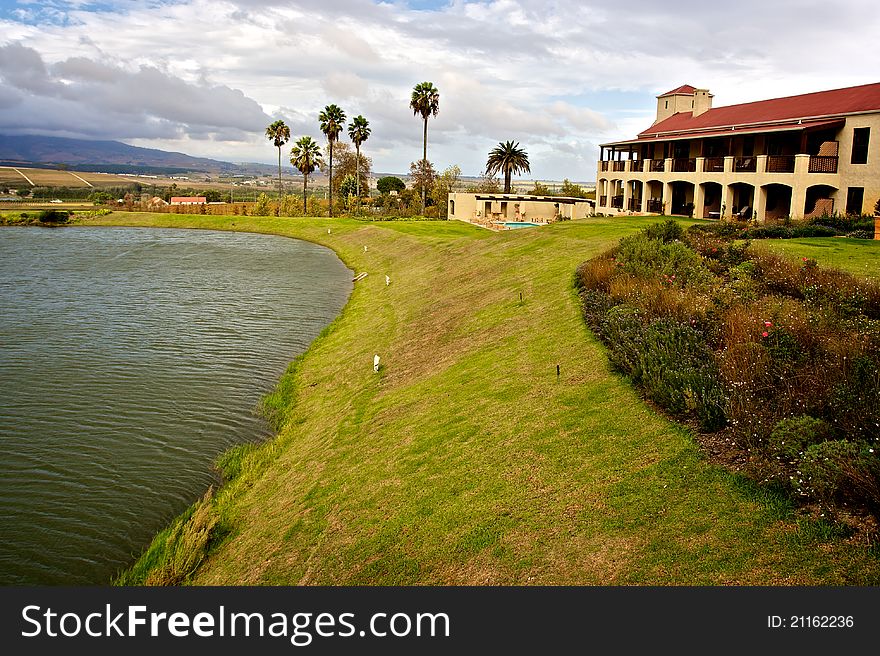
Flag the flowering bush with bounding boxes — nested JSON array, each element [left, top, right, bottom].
[[576, 221, 880, 524]]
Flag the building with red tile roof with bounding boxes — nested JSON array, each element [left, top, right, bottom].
[[595, 83, 880, 222]]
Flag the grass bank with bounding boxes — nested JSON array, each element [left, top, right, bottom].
[[73, 212, 880, 584]]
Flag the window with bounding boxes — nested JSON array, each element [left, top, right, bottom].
[[846, 187, 864, 215], [665, 100, 668, 109], [851, 127, 870, 164]]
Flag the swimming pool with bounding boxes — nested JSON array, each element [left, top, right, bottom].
[[503, 222, 540, 229]]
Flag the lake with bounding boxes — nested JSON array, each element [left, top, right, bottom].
[[0, 227, 351, 584]]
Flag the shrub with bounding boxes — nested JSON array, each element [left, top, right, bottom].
[[799, 441, 880, 522], [767, 416, 833, 462], [846, 230, 874, 240], [616, 233, 711, 289], [635, 319, 726, 430], [641, 219, 684, 243], [37, 209, 70, 224]]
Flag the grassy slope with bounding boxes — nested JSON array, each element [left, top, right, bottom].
[[81, 212, 880, 585]]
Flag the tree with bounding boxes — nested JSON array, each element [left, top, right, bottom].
[[377, 176, 406, 195], [409, 81, 440, 213], [338, 174, 358, 210], [409, 160, 437, 209], [485, 140, 530, 194], [431, 165, 461, 219], [318, 105, 346, 217], [560, 178, 588, 198], [253, 193, 272, 216], [530, 181, 551, 195], [265, 120, 290, 196], [290, 136, 324, 212], [327, 143, 371, 199], [469, 171, 501, 193], [347, 115, 371, 204]]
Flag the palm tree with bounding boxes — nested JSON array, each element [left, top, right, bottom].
[[485, 141, 531, 194], [347, 115, 371, 206], [265, 120, 290, 197], [409, 82, 439, 213], [290, 136, 324, 214], [318, 104, 346, 217]]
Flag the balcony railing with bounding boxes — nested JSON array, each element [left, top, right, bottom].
[[702, 157, 725, 172], [809, 156, 838, 173], [610, 195, 624, 209], [649, 159, 665, 172], [672, 158, 696, 172], [611, 161, 626, 172], [766, 155, 795, 173], [646, 199, 663, 213], [734, 157, 757, 172], [627, 197, 641, 211], [599, 195, 607, 206], [600, 161, 609, 172], [629, 160, 643, 172]]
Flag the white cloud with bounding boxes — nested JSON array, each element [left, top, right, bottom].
[[0, 0, 878, 177]]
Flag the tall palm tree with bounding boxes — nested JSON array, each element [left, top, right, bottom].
[[289, 136, 324, 214], [347, 115, 371, 205], [318, 104, 346, 217], [409, 81, 439, 213], [265, 120, 290, 197], [485, 140, 530, 194]]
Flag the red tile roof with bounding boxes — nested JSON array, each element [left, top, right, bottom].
[[640, 82, 880, 138], [658, 84, 697, 97], [170, 196, 206, 203], [608, 118, 845, 146]]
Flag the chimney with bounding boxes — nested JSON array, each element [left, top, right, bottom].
[[692, 88, 713, 117]]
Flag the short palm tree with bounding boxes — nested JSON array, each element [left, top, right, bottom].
[[265, 120, 290, 196], [289, 136, 324, 213], [485, 141, 530, 194], [347, 115, 371, 205], [409, 82, 439, 213], [318, 104, 346, 217]]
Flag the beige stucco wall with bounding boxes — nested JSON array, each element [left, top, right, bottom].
[[448, 193, 592, 225]]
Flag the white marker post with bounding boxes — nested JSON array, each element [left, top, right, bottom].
[[373, 355, 380, 373], [385, 275, 390, 286], [364, 245, 368, 252]]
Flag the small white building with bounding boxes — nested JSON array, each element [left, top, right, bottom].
[[447, 193, 593, 229]]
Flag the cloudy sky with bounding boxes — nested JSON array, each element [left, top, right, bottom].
[[0, 0, 878, 179]]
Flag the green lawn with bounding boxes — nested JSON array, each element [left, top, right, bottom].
[[758, 237, 879, 280], [66, 212, 880, 584]]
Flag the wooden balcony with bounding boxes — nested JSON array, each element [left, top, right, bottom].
[[611, 161, 626, 172], [766, 156, 795, 173], [702, 157, 725, 172], [648, 159, 665, 172], [809, 156, 838, 173], [672, 158, 696, 172], [599, 195, 607, 206], [600, 161, 609, 172], [734, 157, 756, 172], [627, 197, 641, 211], [629, 160, 643, 172], [610, 195, 624, 209], [646, 199, 663, 213]]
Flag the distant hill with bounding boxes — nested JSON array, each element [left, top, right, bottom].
[[0, 134, 259, 175]]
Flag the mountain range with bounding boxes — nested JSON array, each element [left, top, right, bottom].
[[0, 134, 273, 175]]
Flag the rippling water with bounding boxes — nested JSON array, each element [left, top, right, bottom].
[[0, 227, 351, 584]]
